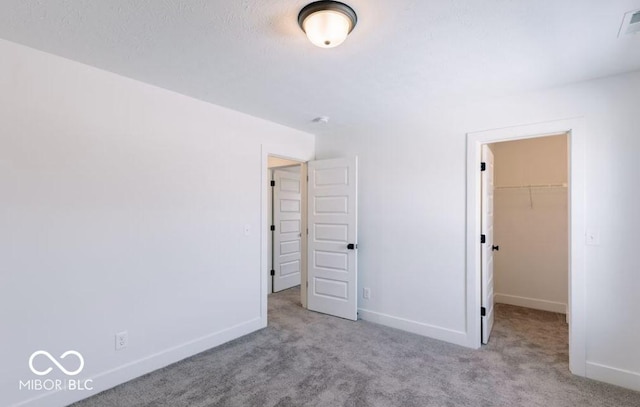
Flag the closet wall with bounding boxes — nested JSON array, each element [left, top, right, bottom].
[[492, 134, 568, 314]]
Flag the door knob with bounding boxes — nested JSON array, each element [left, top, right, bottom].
[[492, 245, 500, 251]]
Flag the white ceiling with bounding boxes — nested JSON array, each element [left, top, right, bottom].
[[1, 0, 639, 136]]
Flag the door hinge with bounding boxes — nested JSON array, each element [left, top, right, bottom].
[[481, 234, 486, 244], [481, 307, 486, 317], [306, 175, 309, 181], [270, 180, 275, 187], [270, 225, 275, 231], [481, 162, 486, 171], [306, 281, 308, 288], [306, 228, 309, 235], [270, 269, 275, 276]]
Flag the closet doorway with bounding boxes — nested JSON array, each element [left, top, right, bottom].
[[466, 117, 586, 376], [490, 135, 569, 318]]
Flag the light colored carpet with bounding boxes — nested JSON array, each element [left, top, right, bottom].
[[72, 287, 640, 406]]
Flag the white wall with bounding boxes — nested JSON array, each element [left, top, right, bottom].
[[0, 39, 314, 407], [492, 136, 569, 314], [316, 70, 640, 390]]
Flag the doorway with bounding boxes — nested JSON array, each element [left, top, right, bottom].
[[261, 145, 314, 327], [491, 135, 569, 316], [268, 157, 304, 294], [483, 134, 569, 347], [466, 118, 586, 377], [260, 146, 360, 326]]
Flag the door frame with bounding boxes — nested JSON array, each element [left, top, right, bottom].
[[465, 118, 586, 376], [261, 144, 313, 327]]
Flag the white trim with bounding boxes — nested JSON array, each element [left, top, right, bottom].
[[261, 144, 314, 324], [358, 308, 468, 347], [13, 318, 263, 407], [465, 118, 586, 377], [300, 163, 309, 309], [494, 293, 567, 314], [586, 362, 640, 392]]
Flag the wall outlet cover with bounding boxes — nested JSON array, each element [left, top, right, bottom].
[[115, 331, 128, 350]]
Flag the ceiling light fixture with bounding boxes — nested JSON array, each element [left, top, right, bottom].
[[298, 1, 357, 48]]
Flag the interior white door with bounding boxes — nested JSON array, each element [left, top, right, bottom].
[[307, 157, 358, 321], [273, 168, 302, 292], [481, 144, 495, 344]]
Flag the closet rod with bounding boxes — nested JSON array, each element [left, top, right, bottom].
[[495, 183, 567, 190]]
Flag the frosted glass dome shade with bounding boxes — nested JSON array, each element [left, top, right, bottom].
[[298, 2, 357, 48], [303, 10, 351, 48]]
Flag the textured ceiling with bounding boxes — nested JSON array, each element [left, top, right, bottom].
[[1, 0, 639, 136]]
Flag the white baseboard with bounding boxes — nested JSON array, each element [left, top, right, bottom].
[[358, 308, 469, 348], [13, 317, 264, 407], [494, 293, 567, 314], [586, 361, 640, 392]]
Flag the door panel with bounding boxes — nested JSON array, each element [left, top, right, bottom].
[[307, 157, 358, 320], [273, 169, 302, 292], [481, 145, 495, 344]]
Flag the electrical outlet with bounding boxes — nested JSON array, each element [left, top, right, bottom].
[[115, 331, 128, 351], [363, 287, 371, 299]]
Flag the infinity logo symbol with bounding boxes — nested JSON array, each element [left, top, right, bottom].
[[29, 350, 85, 376]]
